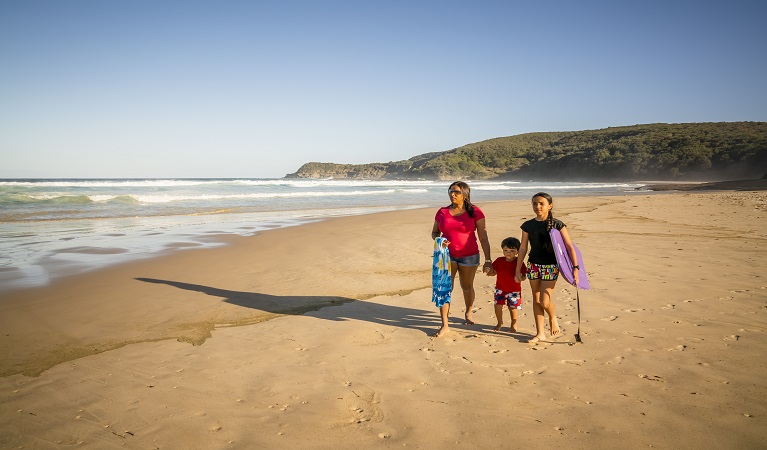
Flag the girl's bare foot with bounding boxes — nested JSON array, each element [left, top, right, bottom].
[[528, 335, 547, 343], [550, 319, 561, 336], [433, 326, 449, 338], [493, 323, 502, 332]]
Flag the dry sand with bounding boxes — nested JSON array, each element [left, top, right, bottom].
[[1, 191, 766, 449]]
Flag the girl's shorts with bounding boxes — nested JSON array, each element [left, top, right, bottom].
[[494, 289, 522, 309], [526, 262, 559, 281], [450, 253, 480, 267]]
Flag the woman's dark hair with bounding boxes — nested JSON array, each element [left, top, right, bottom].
[[449, 181, 475, 218], [532, 192, 555, 231], [501, 237, 521, 250]]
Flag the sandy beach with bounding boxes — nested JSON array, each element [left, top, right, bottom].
[[1, 191, 765, 449]]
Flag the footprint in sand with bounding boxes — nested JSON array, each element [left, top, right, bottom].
[[724, 335, 740, 342], [661, 304, 675, 310], [604, 356, 624, 365], [447, 355, 474, 365], [624, 309, 644, 313], [560, 360, 586, 365], [601, 316, 618, 321], [638, 374, 664, 382], [491, 349, 508, 354], [667, 345, 687, 352]]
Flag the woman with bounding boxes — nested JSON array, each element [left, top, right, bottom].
[[431, 181, 492, 337]]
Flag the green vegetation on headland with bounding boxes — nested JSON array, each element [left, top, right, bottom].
[[285, 122, 767, 181]]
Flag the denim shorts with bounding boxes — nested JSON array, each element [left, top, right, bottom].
[[450, 253, 480, 267]]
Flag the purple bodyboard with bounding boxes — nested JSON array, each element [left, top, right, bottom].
[[549, 229, 590, 290]]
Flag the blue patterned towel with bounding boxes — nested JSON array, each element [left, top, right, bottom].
[[432, 237, 452, 307]]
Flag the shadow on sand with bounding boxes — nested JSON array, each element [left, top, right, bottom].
[[136, 277, 442, 336], [135, 277, 520, 339]]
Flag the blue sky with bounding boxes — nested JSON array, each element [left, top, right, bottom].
[[1, 1, 765, 178]]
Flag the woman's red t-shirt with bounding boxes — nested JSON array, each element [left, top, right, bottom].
[[434, 206, 485, 258]]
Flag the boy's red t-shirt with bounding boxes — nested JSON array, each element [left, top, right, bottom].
[[492, 257, 526, 293]]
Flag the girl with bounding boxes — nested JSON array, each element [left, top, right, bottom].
[[515, 192, 579, 343], [431, 181, 493, 337]]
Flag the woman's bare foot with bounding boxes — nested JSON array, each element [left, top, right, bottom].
[[493, 323, 502, 332], [528, 335, 547, 343], [464, 317, 475, 325], [433, 326, 449, 338], [508, 325, 518, 333]]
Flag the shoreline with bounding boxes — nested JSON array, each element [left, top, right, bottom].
[[643, 177, 767, 191], [1, 190, 766, 448], [0, 178, 648, 294]]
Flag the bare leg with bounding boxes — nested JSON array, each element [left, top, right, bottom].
[[493, 303, 504, 331], [528, 279, 547, 342], [539, 280, 560, 336], [456, 264, 478, 324], [509, 307, 519, 333], [434, 303, 450, 337]]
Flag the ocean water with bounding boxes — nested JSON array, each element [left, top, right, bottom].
[[0, 178, 645, 292]]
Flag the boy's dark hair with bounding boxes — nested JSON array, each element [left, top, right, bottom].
[[501, 237, 521, 250]]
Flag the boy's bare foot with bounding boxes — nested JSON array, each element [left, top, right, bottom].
[[493, 323, 502, 332], [528, 335, 547, 343], [433, 327, 449, 338]]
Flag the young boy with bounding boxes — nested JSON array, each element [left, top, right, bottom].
[[486, 237, 527, 332]]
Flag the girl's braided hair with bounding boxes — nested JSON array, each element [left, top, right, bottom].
[[532, 192, 555, 231]]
